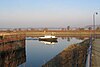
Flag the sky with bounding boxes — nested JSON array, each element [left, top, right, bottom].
[[0, 0, 100, 28]]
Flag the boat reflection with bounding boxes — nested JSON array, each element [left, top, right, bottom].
[[0, 40, 26, 67], [39, 40, 58, 45]]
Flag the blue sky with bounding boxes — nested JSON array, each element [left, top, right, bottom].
[[0, 0, 100, 28]]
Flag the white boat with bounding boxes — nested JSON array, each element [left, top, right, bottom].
[[39, 35, 57, 41]]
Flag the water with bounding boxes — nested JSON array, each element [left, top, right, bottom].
[[0, 37, 83, 67], [18, 37, 83, 67]]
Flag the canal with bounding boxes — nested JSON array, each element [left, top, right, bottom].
[[18, 37, 83, 67], [0, 36, 87, 67]]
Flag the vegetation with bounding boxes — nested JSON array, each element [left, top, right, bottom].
[[42, 39, 89, 67]]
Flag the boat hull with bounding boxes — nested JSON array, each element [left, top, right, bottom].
[[39, 38, 57, 42]]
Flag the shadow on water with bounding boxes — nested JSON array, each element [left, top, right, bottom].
[[39, 40, 58, 45], [42, 39, 89, 67], [0, 40, 26, 67]]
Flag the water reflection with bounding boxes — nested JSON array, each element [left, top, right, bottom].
[[67, 37, 70, 41], [75, 37, 88, 40], [39, 40, 58, 45], [24, 37, 84, 67], [60, 36, 88, 41], [0, 40, 26, 67]]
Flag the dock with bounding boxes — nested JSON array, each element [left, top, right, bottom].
[[92, 39, 100, 67]]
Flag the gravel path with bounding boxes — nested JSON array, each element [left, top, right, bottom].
[[92, 39, 100, 67]]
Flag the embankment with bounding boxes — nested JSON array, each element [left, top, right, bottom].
[[42, 39, 90, 67]]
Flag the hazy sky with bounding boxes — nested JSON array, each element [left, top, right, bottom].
[[0, 0, 100, 28]]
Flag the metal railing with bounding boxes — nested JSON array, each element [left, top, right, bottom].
[[86, 36, 92, 67]]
